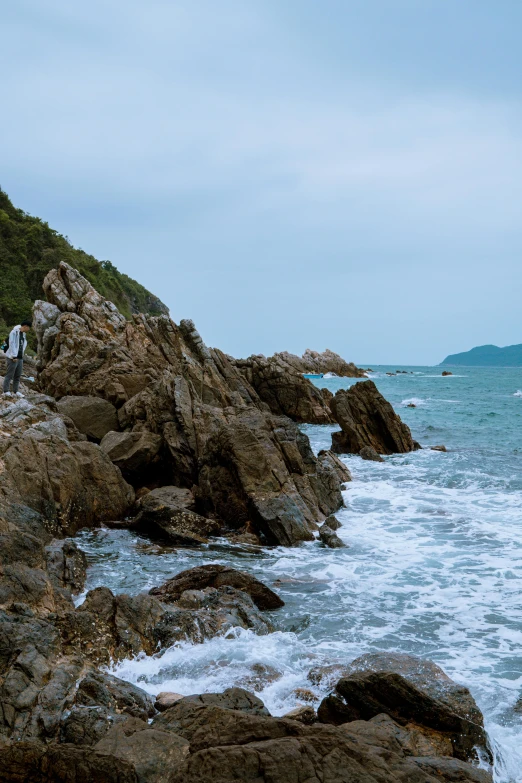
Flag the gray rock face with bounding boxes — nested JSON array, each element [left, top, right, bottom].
[[330, 380, 418, 455], [318, 523, 346, 548], [149, 564, 284, 610], [56, 395, 119, 441]]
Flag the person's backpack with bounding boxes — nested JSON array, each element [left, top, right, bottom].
[[2, 336, 8, 353]]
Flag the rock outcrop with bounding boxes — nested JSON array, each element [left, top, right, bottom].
[[233, 354, 334, 423], [329, 380, 419, 455], [317, 652, 491, 764], [274, 348, 366, 378], [33, 263, 346, 545], [56, 395, 119, 441]]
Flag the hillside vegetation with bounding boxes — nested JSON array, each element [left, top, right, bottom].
[[441, 343, 522, 366], [0, 189, 168, 337]]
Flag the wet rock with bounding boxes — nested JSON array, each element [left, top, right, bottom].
[[318, 523, 346, 548], [149, 564, 285, 610], [359, 445, 384, 462], [154, 692, 184, 712], [323, 514, 342, 531], [238, 663, 283, 693], [274, 348, 366, 378], [282, 705, 317, 724], [292, 687, 317, 703], [431, 444, 448, 452], [56, 395, 119, 441], [442, 371, 453, 376], [99, 430, 163, 478], [154, 586, 275, 645], [317, 652, 490, 763], [407, 402, 417, 408], [60, 706, 128, 746], [330, 380, 418, 455], [73, 671, 155, 722]]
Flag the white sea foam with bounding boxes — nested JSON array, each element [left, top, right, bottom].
[[514, 390, 522, 398], [400, 397, 427, 407]]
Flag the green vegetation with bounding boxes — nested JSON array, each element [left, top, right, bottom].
[[0, 188, 168, 342], [441, 344, 522, 366]]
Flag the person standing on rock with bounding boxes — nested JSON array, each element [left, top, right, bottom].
[[2, 320, 32, 397]]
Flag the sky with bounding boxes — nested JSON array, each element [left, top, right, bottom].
[[2, 0, 522, 365]]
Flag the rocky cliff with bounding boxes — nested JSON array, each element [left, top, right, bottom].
[[0, 265, 493, 782]]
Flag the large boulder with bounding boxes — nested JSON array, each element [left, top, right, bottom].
[[317, 653, 490, 763], [56, 395, 119, 441], [149, 564, 284, 610], [330, 380, 419, 455]]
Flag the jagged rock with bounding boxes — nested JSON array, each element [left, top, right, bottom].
[[318, 523, 346, 548], [154, 692, 184, 712], [317, 652, 490, 763], [133, 487, 220, 545], [320, 387, 334, 405], [149, 564, 284, 610], [233, 354, 333, 423], [56, 395, 119, 441], [330, 380, 418, 455], [198, 409, 342, 545], [99, 430, 163, 478], [359, 445, 385, 462], [33, 263, 346, 546], [275, 349, 366, 378]]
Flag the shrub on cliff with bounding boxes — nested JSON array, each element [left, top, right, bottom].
[[0, 188, 168, 336]]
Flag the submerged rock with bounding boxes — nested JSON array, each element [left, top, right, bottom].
[[318, 523, 346, 548], [330, 380, 419, 456], [359, 445, 384, 462]]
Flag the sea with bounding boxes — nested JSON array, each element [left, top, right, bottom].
[[76, 366, 522, 782]]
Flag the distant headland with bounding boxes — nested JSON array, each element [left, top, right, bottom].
[[440, 343, 522, 367]]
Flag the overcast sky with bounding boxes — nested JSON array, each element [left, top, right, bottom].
[[2, 1, 522, 364]]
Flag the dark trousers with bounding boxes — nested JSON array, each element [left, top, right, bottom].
[[3, 358, 23, 393]]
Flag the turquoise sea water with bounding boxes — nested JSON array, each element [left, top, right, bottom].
[[77, 366, 522, 782]]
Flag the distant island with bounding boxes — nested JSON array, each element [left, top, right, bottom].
[[440, 343, 522, 367]]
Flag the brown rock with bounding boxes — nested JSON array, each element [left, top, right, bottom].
[[330, 380, 418, 455], [318, 523, 346, 549], [317, 652, 490, 764], [442, 371, 453, 376], [133, 487, 220, 545], [149, 564, 284, 610], [431, 445, 447, 452], [56, 395, 119, 441]]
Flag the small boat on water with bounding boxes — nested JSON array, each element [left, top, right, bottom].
[[303, 373, 324, 379]]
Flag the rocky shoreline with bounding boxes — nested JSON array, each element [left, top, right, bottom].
[[0, 263, 492, 781]]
